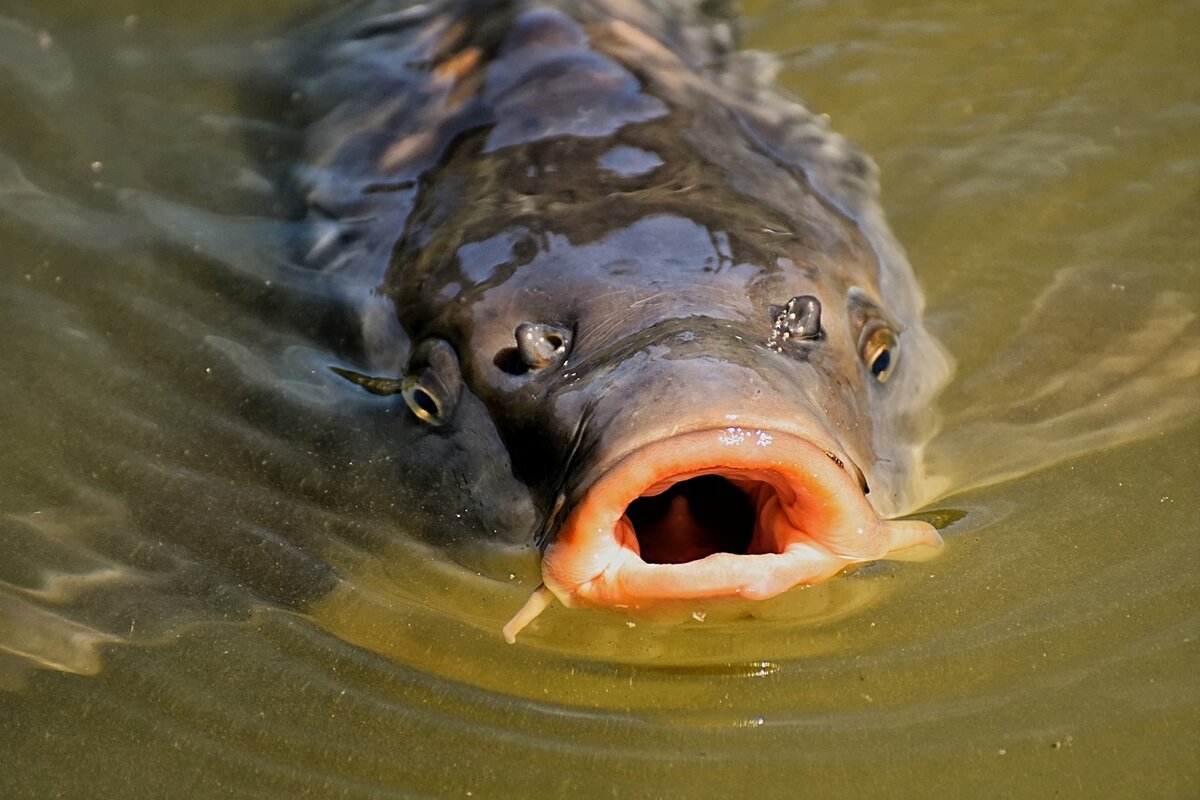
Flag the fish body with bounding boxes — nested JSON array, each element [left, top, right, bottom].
[[292, 0, 952, 638]]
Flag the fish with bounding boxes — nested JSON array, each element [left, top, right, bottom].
[[289, 0, 953, 642], [2, 0, 1196, 685]]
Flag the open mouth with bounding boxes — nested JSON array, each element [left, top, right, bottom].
[[625, 474, 756, 564], [503, 427, 941, 642]]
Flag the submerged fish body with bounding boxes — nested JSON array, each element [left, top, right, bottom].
[[293, 0, 952, 638]]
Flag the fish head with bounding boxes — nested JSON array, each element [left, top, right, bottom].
[[387, 171, 943, 627]]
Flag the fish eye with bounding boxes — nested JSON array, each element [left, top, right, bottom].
[[404, 383, 444, 424], [859, 323, 897, 383], [403, 338, 462, 425]]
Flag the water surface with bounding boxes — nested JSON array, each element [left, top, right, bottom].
[[0, 0, 1197, 796]]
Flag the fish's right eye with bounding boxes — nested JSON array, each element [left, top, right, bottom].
[[403, 338, 462, 426], [404, 381, 444, 424]]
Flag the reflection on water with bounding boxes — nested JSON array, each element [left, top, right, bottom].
[[1, 0, 1198, 796]]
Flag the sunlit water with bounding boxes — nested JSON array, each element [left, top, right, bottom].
[[1, 0, 1197, 797]]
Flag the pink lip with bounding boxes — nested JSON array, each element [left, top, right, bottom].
[[503, 426, 941, 642]]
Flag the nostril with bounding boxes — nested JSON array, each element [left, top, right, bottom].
[[782, 295, 822, 339], [515, 322, 571, 368], [767, 295, 822, 353]]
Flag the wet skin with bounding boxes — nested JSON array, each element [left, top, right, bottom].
[[292, 0, 951, 639]]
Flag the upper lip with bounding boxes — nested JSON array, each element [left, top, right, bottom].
[[546, 413, 854, 538]]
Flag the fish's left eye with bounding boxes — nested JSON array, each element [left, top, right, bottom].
[[859, 323, 897, 383]]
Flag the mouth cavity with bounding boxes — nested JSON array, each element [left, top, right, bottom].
[[503, 427, 942, 642], [625, 474, 756, 564]]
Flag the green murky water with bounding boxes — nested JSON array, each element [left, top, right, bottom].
[[1, 0, 1197, 796]]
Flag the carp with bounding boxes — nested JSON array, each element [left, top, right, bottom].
[[291, 0, 953, 641]]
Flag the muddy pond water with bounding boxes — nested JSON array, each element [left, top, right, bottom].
[[0, 0, 1197, 796]]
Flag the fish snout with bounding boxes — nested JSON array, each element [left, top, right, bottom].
[[502, 347, 940, 642]]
